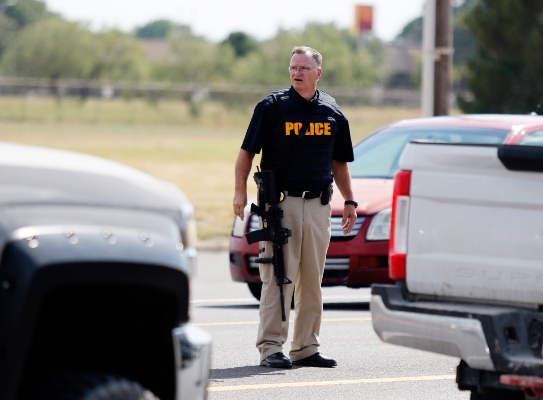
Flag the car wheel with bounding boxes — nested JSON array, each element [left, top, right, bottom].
[[247, 282, 262, 300], [25, 371, 159, 400]]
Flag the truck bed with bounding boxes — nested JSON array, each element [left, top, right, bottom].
[[401, 142, 543, 306]]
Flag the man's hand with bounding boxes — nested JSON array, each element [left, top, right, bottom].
[[342, 204, 357, 235], [233, 149, 255, 222], [233, 192, 247, 221], [332, 160, 356, 235]]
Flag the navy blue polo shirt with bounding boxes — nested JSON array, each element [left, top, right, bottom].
[[241, 87, 354, 191]]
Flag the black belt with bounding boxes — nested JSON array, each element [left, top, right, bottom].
[[285, 190, 322, 199]]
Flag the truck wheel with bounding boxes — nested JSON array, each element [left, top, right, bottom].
[[81, 377, 158, 400], [470, 389, 525, 400], [26, 371, 159, 400], [247, 282, 262, 300]]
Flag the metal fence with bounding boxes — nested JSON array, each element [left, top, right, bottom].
[[0, 76, 422, 108]]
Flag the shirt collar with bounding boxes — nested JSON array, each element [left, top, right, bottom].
[[289, 86, 319, 105]]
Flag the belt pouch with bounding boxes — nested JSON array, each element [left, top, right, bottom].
[[321, 182, 333, 205]]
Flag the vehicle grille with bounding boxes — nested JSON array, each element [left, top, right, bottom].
[[247, 256, 350, 272], [330, 215, 365, 238], [249, 214, 364, 238]]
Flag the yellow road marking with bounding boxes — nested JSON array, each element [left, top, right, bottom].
[[195, 321, 259, 326], [207, 374, 456, 392], [194, 317, 371, 327]]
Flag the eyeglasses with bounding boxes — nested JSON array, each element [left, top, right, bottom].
[[288, 66, 316, 73]]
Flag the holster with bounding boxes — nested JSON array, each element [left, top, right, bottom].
[[321, 182, 333, 205], [254, 169, 279, 207]]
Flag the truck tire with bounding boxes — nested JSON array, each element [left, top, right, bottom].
[[470, 389, 525, 400], [25, 371, 159, 400], [82, 377, 158, 400]]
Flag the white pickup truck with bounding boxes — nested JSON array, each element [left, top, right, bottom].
[[371, 142, 543, 400]]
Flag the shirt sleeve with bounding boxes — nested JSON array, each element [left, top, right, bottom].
[[241, 97, 275, 154], [332, 112, 355, 162]]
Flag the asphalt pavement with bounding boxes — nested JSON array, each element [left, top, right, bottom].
[[191, 248, 470, 400]]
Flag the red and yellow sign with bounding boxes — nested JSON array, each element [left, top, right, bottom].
[[354, 5, 373, 33]]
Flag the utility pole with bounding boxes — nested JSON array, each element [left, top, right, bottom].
[[421, 0, 453, 117], [433, 0, 453, 116], [421, 0, 436, 117]]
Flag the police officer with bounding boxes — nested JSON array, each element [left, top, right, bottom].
[[233, 46, 357, 368]]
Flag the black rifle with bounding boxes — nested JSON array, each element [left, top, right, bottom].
[[245, 169, 292, 321]]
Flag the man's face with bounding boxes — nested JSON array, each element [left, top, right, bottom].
[[289, 52, 322, 94]]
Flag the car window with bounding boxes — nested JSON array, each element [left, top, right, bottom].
[[518, 130, 543, 146], [350, 126, 509, 179]]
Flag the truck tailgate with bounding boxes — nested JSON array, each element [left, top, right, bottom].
[[400, 143, 543, 305]]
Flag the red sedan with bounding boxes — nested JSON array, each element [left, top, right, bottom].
[[229, 114, 543, 300]]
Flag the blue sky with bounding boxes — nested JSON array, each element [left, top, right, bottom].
[[44, 0, 428, 42]]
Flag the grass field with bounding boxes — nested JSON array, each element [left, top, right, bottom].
[[0, 97, 423, 241]]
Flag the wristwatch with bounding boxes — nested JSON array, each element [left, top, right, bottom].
[[344, 200, 358, 208]]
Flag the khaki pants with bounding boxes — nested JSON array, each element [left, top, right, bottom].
[[256, 195, 331, 361]]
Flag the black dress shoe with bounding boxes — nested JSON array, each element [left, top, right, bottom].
[[292, 352, 337, 368], [260, 352, 292, 368]]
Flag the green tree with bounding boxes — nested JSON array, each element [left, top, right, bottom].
[[90, 30, 145, 81], [148, 22, 385, 89], [0, 0, 16, 11], [0, 13, 18, 56], [1, 16, 95, 79], [148, 28, 235, 83], [397, 0, 476, 67], [258, 23, 385, 88], [458, 0, 543, 113], [135, 19, 189, 39], [4, 0, 47, 27], [0, 0, 49, 57], [221, 32, 258, 58], [397, 18, 423, 44]]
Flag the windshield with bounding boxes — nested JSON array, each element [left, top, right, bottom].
[[519, 130, 543, 146], [350, 126, 510, 179]]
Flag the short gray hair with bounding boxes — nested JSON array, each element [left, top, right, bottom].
[[291, 46, 322, 68]]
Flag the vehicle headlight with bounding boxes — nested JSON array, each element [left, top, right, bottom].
[[177, 199, 198, 248], [180, 205, 198, 277], [231, 204, 251, 238], [183, 218, 198, 248], [366, 207, 391, 241], [231, 216, 245, 238], [162, 181, 198, 248]]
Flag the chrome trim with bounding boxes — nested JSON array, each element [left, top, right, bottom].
[[331, 216, 364, 238], [183, 246, 198, 277], [323, 257, 350, 270], [371, 294, 495, 371], [248, 255, 349, 271], [172, 324, 212, 400]]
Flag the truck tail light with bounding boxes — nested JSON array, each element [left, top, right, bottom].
[[389, 170, 411, 280]]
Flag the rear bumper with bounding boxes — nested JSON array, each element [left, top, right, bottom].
[[371, 284, 543, 375]]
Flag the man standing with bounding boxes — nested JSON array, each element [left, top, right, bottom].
[[233, 46, 357, 368]]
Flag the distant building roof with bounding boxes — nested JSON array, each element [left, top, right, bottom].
[[138, 40, 177, 62], [385, 39, 420, 74]]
